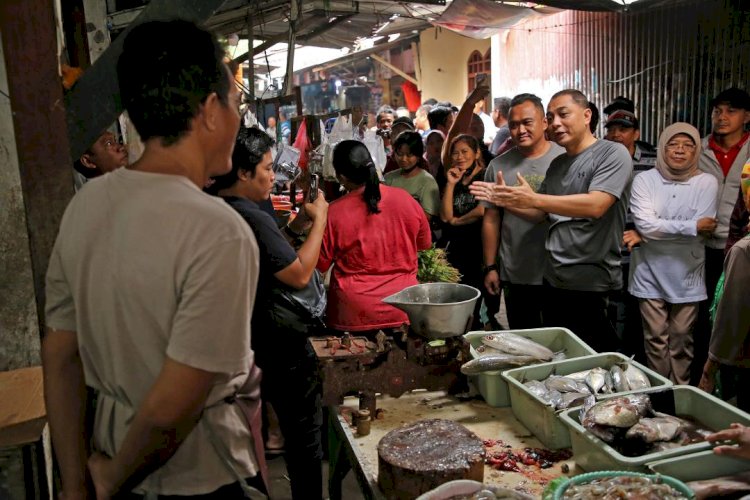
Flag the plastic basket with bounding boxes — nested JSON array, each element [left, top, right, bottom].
[[464, 328, 596, 407], [502, 352, 672, 449], [545, 471, 694, 499]]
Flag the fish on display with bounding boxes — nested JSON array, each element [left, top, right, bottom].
[[619, 362, 651, 390], [544, 375, 585, 394], [475, 344, 504, 357], [460, 354, 539, 374], [625, 416, 684, 443], [609, 364, 629, 392], [481, 333, 555, 361], [565, 369, 592, 382], [581, 394, 652, 428], [557, 392, 590, 410], [584, 367, 608, 394], [523, 380, 549, 400]]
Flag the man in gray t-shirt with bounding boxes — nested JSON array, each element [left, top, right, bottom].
[[481, 94, 564, 329], [472, 89, 632, 352]]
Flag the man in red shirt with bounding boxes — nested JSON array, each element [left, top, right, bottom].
[[695, 87, 750, 383]]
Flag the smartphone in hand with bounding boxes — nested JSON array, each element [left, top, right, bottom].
[[308, 174, 319, 202]]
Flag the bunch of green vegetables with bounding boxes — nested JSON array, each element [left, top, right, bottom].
[[418, 246, 461, 283]]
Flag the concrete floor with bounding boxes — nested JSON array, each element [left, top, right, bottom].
[[266, 455, 364, 500]]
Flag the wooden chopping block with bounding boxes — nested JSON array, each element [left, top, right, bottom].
[[0, 366, 46, 447], [377, 418, 485, 500]]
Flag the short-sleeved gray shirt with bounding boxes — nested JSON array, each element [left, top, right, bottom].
[[539, 139, 633, 292], [483, 144, 564, 285]]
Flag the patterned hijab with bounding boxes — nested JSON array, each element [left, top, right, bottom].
[[656, 122, 702, 182]]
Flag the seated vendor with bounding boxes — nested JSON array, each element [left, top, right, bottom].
[[318, 140, 432, 333]]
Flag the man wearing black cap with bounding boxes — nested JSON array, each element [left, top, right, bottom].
[[604, 109, 656, 361], [695, 87, 750, 382]]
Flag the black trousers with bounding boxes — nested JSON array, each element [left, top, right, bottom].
[[720, 365, 750, 413], [503, 283, 544, 330], [260, 344, 323, 500], [542, 282, 618, 354], [610, 263, 646, 363], [692, 246, 726, 384]]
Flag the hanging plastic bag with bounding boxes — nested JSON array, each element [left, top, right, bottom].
[[292, 118, 312, 170], [361, 129, 386, 178]]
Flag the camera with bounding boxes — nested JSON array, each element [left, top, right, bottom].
[[376, 128, 392, 139]]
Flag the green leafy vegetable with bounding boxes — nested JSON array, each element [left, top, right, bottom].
[[418, 246, 461, 283]]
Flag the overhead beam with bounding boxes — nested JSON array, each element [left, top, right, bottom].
[[310, 34, 419, 73], [370, 54, 418, 85], [65, 0, 227, 160], [297, 13, 355, 42]]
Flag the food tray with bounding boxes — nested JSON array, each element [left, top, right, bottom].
[[648, 449, 750, 482], [559, 385, 750, 472], [502, 352, 672, 449], [546, 471, 694, 500], [464, 328, 596, 408]]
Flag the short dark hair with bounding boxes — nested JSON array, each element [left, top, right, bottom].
[[207, 126, 274, 193], [710, 87, 750, 110], [493, 97, 512, 118], [550, 89, 590, 110], [428, 106, 453, 130], [422, 98, 438, 106], [332, 141, 381, 214], [117, 20, 231, 146], [603, 96, 635, 115], [509, 93, 544, 116], [393, 130, 424, 158]]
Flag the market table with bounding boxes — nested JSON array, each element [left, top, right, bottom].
[[327, 390, 579, 500]]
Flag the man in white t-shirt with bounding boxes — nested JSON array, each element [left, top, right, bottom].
[[43, 20, 265, 499]]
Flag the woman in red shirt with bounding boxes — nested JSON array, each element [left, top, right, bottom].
[[318, 141, 432, 332]]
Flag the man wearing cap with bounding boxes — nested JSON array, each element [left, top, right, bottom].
[[695, 87, 750, 382], [604, 109, 656, 360]]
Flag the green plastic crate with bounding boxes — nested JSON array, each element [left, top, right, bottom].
[[648, 449, 750, 482], [463, 328, 596, 407], [559, 385, 750, 473], [502, 352, 672, 449]]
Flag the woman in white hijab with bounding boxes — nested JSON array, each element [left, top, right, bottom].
[[629, 122, 719, 385]]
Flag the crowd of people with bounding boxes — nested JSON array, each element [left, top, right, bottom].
[[41, 19, 750, 500]]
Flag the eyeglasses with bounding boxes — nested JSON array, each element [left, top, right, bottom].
[[665, 142, 696, 152]]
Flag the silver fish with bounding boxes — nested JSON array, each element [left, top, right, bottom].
[[582, 394, 652, 428], [481, 333, 554, 361], [475, 344, 504, 357], [460, 354, 538, 374], [620, 362, 651, 390], [584, 367, 608, 394], [610, 365, 629, 392], [566, 369, 592, 382], [524, 380, 549, 400], [544, 375, 582, 393], [603, 371, 614, 394], [625, 416, 684, 443], [557, 392, 590, 410], [544, 388, 563, 409]]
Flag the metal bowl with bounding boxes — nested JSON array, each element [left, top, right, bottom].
[[382, 283, 481, 339]]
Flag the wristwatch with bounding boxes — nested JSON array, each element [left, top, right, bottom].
[[482, 264, 498, 276]]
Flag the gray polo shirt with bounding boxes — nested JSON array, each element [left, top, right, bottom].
[[484, 144, 564, 285], [540, 139, 633, 292]]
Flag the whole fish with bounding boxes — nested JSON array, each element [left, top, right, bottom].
[[625, 416, 684, 443], [475, 344, 504, 357], [524, 380, 549, 400], [460, 354, 538, 374], [566, 369, 592, 382], [544, 375, 582, 393], [543, 389, 564, 409], [582, 394, 652, 428], [584, 367, 608, 394], [610, 365, 629, 392], [620, 362, 651, 390], [481, 333, 554, 361], [557, 392, 590, 410], [603, 371, 614, 393]]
